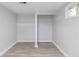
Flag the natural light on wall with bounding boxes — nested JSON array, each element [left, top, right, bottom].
[[65, 3, 79, 18]]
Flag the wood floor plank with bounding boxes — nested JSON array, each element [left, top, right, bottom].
[[2, 42, 64, 57]]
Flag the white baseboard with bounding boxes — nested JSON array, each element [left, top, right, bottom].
[[52, 41, 69, 57], [17, 40, 52, 42], [17, 40, 34, 42], [0, 41, 17, 56]]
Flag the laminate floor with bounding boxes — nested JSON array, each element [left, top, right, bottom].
[[2, 42, 64, 57]]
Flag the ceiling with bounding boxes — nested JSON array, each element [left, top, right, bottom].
[[0, 2, 67, 15]]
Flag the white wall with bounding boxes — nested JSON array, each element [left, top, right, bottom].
[[17, 14, 35, 42], [38, 15, 53, 42], [0, 5, 17, 55], [17, 14, 53, 42], [54, 3, 79, 57]]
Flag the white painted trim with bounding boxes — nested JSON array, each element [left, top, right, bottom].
[[17, 40, 35, 42], [38, 40, 52, 42], [35, 13, 38, 48], [52, 41, 69, 57], [17, 40, 52, 42], [0, 41, 17, 56]]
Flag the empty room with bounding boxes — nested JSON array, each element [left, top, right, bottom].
[[0, 2, 79, 57]]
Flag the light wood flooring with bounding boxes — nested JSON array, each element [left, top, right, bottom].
[[2, 42, 64, 57]]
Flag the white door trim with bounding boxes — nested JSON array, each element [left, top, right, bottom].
[[35, 13, 38, 48]]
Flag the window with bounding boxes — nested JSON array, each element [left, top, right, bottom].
[[65, 3, 79, 18]]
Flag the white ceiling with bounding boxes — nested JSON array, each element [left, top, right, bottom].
[[0, 2, 67, 15]]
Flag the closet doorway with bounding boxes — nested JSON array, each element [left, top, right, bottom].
[[35, 13, 53, 47]]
